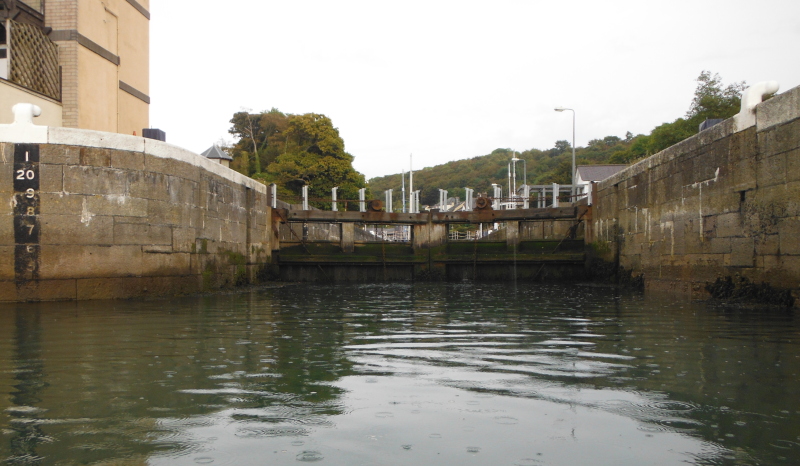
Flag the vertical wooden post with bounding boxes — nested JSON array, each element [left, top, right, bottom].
[[341, 223, 355, 253], [412, 213, 447, 279]]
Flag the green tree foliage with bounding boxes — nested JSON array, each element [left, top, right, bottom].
[[608, 71, 746, 163], [229, 108, 289, 176], [260, 113, 366, 209], [228, 110, 366, 209], [687, 71, 746, 120]]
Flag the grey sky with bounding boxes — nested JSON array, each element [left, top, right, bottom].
[[150, 0, 800, 180]]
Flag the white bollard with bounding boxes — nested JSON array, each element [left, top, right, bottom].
[[552, 183, 559, 208], [385, 189, 393, 212]]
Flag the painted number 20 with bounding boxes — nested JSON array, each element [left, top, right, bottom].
[[16, 169, 35, 180]]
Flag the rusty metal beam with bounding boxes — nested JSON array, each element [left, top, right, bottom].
[[275, 206, 585, 224], [276, 253, 584, 265]]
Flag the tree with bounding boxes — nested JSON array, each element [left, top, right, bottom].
[[687, 71, 746, 121], [229, 110, 262, 175], [646, 118, 695, 154], [642, 71, 745, 155], [263, 113, 366, 209], [228, 108, 288, 176], [546, 140, 570, 157]]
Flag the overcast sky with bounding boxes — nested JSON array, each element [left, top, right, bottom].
[[150, 0, 800, 180]]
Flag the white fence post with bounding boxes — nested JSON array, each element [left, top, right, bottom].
[[552, 183, 559, 208], [269, 183, 277, 209], [385, 189, 393, 212]]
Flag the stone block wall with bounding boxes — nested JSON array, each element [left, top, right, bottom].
[[0, 127, 272, 301], [591, 85, 800, 300]]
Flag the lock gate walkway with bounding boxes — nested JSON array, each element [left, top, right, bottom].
[[270, 205, 592, 282]]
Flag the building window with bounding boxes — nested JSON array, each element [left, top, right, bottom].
[[18, 1, 43, 14]]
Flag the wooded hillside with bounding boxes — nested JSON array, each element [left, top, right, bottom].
[[368, 71, 747, 208]]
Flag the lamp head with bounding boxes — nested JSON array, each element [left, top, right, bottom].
[[554, 107, 566, 112]]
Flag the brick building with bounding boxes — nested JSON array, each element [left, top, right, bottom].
[[0, 0, 149, 134]]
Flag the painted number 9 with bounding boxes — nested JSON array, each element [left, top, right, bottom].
[[25, 188, 35, 199], [16, 169, 35, 180]]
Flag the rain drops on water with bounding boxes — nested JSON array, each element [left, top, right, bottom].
[[296, 450, 324, 462]]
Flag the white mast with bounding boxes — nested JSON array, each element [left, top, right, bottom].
[[409, 154, 414, 213], [401, 169, 406, 213]]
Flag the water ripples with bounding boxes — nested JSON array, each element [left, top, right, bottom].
[[234, 426, 309, 438], [341, 292, 742, 443], [1, 282, 798, 465]]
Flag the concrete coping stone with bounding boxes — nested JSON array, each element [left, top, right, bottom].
[[0, 121, 267, 194], [756, 84, 800, 132]]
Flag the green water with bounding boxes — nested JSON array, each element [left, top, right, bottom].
[[1, 283, 798, 465]]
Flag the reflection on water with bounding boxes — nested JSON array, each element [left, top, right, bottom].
[[0, 283, 798, 465]]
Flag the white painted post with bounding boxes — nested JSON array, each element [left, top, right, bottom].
[[523, 185, 530, 209], [465, 188, 473, 210], [552, 183, 559, 208], [438, 189, 448, 211], [270, 183, 277, 209], [331, 187, 338, 211], [302, 185, 309, 211], [587, 182, 593, 206], [358, 188, 366, 212], [492, 185, 502, 210], [401, 170, 406, 213], [385, 189, 393, 212], [409, 154, 414, 214], [507, 163, 512, 203]]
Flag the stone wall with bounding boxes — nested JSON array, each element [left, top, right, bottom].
[[591, 85, 800, 301], [0, 125, 272, 301]]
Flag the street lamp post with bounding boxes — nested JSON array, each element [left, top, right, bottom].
[[554, 107, 576, 198]]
